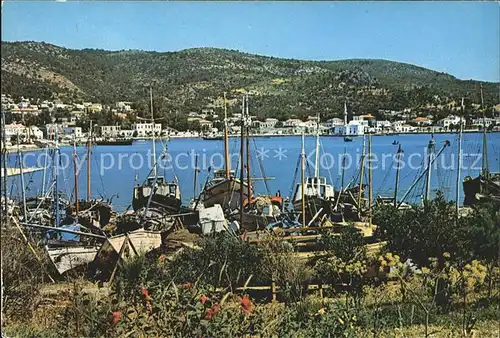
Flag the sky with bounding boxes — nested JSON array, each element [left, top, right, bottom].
[[2, 1, 499, 82]]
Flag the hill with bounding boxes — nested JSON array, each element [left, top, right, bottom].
[[1, 41, 498, 120]]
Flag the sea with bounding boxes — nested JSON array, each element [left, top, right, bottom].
[[5, 132, 500, 212]]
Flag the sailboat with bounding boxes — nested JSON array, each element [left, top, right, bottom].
[[463, 88, 500, 206], [43, 125, 102, 275], [132, 88, 182, 214], [292, 114, 335, 224], [234, 94, 284, 231], [199, 93, 251, 211]]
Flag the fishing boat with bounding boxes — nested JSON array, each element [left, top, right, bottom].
[[462, 88, 500, 206], [95, 137, 133, 146], [202, 133, 223, 141], [43, 126, 102, 275], [239, 198, 283, 231], [132, 88, 181, 215], [371, 143, 410, 210], [293, 114, 336, 224], [45, 226, 101, 275], [199, 93, 251, 210]]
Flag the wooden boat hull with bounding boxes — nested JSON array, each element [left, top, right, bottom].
[[293, 196, 332, 225], [133, 184, 182, 214], [239, 213, 277, 231], [202, 178, 250, 210], [463, 173, 500, 206], [46, 245, 99, 275]]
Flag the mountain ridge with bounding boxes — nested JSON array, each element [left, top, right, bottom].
[[1, 41, 498, 120]]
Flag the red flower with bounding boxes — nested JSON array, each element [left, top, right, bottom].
[[200, 294, 209, 304], [240, 295, 253, 315], [182, 282, 193, 289], [158, 254, 167, 263], [141, 288, 152, 300], [111, 311, 121, 327], [204, 308, 215, 320], [204, 304, 220, 320]]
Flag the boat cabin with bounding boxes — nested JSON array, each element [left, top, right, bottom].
[[139, 176, 180, 198], [213, 169, 235, 183], [293, 176, 335, 202]]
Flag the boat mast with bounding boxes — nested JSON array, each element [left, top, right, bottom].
[[1, 110, 9, 228], [223, 92, 231, 179], [340, 147, 346, 192], [17, 131, 27, 221], [150, 86, 157, 179], [314, 112, 321, 196], [393, 144, 403, 207], [245, 94, 252, 201], [193, 153, 199, 198], [72, 137, 79, 217], [54, 124, 60, 226], [455, 98, 464, 215], [41, 145, 48, 197], [301, 129, 306, 227], [424, 135, 436, 203], [480, 85, 489, 177], [357, 135, 366, 213], [368, 134, 373, 226], [239, 94, 245, 226], [87, 120, 92, 200], [398, 140, 450, 208]]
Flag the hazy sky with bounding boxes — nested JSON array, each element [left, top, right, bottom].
[[2, 1, 499, 82]]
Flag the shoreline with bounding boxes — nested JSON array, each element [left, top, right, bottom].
[[4, 130, 499, 152]]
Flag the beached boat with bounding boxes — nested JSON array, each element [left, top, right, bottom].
[[293, 115, 336, 224], [46, 242, 100, 275], [132, 88, 181, 215], [199, 93, 250, 211], [462, 92, 500, 207]]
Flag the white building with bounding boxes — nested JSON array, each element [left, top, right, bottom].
[[283, 118, 303, 128], [99, 125, 122, 138], [131, 122, 162, 137], [471, 117, 497, 128], [257, 118, 279, 129], [322, 118, 344, 128], [331, 102, 365, 136], [436, 115, 464, 129], [333, 121, 365, 136], [62, 126, 83, 138], [394, 124, 417, 133], [116, 101, 132, 112], [45, 124, 64, 140], [5, 124, 44, 141], [376, 120, 392, 129]]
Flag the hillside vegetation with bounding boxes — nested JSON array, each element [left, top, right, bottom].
[[2, 41, 498, 120]]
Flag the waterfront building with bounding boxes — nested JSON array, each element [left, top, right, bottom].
[[131, 122, 162, 137], [436, 115, 464, 129], [331, 102, 365, 136], [62, 126, 83, 138], [99, 125, 122, 138], [5, 123, 44, 140]]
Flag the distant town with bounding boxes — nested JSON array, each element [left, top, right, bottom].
[[2, 93, 500, 149]]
